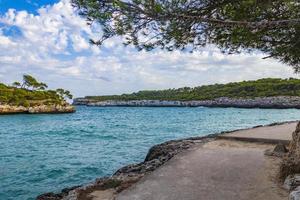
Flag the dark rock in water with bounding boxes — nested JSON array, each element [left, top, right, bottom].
[[36, 186, 80, 200], [36, 193, 62, 200]]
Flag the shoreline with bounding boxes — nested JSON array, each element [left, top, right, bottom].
[[73, 96, 300, 109], [0, 104, 76, 115], [37, 120, 297, 200]]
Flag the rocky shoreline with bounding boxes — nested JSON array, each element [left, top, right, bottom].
[[36, 121, 296, 200], [37, 135, 217, 200], [73, 96, 300, 109], [0, 104, 75, 114]]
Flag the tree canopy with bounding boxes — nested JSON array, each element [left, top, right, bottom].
[[22, 74, 48, 90], [85, 78, 300, 101], [0, 75, 73, 107], [72, 0, 300, 71]]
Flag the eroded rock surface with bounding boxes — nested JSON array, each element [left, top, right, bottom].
[[37, 136, 214, 200], [0, 104, 75, 114], [74, 96, 300, 109], [280, 122, 300, 180]]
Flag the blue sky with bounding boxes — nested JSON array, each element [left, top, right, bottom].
[[0, 0, 297, 97], [0, 0, 59, 14]]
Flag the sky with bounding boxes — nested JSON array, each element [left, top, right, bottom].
[[0, 0, 298, 97]]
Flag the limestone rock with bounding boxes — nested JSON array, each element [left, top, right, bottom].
[[73, 96, 300, 109], [290, 186, 300, 200], [284, 174, 300, 190], [0, 104, 75, 114], [280, 122, 300, 180]]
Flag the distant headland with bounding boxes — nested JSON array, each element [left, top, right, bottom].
[[0, 75, 75, 114], [74, 78, 300, 109]]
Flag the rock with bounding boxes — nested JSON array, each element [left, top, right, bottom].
[[28, 104, 75, 114], [36, 193, 62, 200], [284, 174, 300, 191], [274, 143, 288, 153], [37, 136, 214, 200], [290, 186, 300, 200], [0, 105, 27, 114], [0, 104, 75, 114], [265, 144, 288, 157], [280, 122, 300, 180], [73, 96, 300, 109]]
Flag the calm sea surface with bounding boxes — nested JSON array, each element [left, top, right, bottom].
[[1, 106, 300, 200]]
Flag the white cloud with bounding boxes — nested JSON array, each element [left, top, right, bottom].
[[0, 0, 298, 97]]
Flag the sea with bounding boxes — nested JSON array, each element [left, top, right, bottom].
[[1, 106, 300, 200]]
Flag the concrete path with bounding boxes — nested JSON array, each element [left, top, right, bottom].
[[218, 122, 297, 144], [116, 140, 288, 200]]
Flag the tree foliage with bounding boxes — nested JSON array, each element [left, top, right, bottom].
[[56, 88, 73, 100], [22, 74, 48, 90], [0, 75, 73, 107], [72, 0, 300, 71], [86, 78, 300, 101]]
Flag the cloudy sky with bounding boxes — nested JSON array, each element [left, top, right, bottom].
[[0, 0, 298, 97]]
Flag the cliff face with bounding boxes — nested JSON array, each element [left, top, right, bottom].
[[280, 122, 300, 180], [73, 96, 300, 109], [0, 104, 75, 114]]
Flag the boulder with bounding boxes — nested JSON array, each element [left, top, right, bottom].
[[284, 174, 300, 190], [280, 122, 300, 180], [290, 186, 300, 200], [274, 143, 288, 154]]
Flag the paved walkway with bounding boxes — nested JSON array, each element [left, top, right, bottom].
[[116, 140, 288, 200], [218, 122, 297, 144]]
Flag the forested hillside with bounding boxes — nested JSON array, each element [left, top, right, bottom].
[[0, 75, 73, 107], [86, 78, 300, 101]]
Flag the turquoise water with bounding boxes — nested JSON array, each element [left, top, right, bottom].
[[1, 106, 300, 200]]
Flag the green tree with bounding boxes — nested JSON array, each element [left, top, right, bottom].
[[21, 75, 49, 91], [56, 88, 73, 100], [72, 0, 300, 71], [12, 82, 21, 88], [22, 74, 40, 90], [37, 82, 48, 91]]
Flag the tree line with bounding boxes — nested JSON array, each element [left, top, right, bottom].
[[86, 78, 300, 101]]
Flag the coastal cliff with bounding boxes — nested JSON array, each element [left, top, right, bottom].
[[0, 75, 75, 114], [0, 104, 75, 114], [73, 96, 300, 109]]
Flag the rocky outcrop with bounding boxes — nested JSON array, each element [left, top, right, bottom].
[[280, 122, 300, 180], [280, 122, 300, 199], [37, 136, 215, 200], [73, 96, 300, 109], [0, 104, 75, 114]]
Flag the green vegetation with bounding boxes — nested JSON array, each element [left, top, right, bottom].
[[0, 75, 73, 107], [86, 78, 300, 101], [73, 1, 300, 71]]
